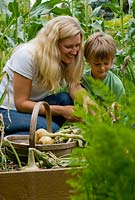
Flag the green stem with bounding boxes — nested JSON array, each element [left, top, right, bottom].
[[5, 140, 22, 169], [22, 148, 39, 171], [120, 0, 124, 44], [0, 17, 15, 44], [40, 132, 84, 141], [85, 0, 88, 39]]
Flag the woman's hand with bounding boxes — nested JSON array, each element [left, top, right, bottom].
[[62, 105, 81, 122], [83, 96, 100, 116], [69, 83, 99, 116], [50, 105, 81, 122]]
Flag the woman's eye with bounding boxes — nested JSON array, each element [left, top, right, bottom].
[[65, 46, 71, 49], [76, 44, 80, 48], [94, 64, 100, 66], [65, 44, 80, 49]]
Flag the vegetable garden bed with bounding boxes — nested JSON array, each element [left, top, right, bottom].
[[0, 167, 74, 200]]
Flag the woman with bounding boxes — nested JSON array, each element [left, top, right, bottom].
[[0, 15, 91, 135]]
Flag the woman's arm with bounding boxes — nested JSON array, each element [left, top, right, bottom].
[[68, 82, 86, 100], [13, 72, 46, 114], [68, 82, 99, 114], [14, 72, 78, 121]]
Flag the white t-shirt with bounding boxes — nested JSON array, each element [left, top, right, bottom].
[[0, 43, 49, 110]]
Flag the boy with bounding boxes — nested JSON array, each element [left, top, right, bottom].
[[83, 32, 125, 101]]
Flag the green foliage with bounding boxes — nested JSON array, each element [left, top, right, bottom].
[[70, 125, 135, 200], [69, 80, 135, 200], [0, 72, 8, 106], [0, 0, 134, 74], [82, 74, 117, 104]]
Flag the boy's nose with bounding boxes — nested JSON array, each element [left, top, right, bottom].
[[100, 65, 105, 70]]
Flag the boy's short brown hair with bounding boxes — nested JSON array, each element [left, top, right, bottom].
[[84, 32, 116, 62]]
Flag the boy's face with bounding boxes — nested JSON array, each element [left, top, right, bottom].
[[88, 57, 113, 80]]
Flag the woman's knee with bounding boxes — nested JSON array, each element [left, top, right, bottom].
[[36, 117, 60, 133], [51, 122, 60, 132], [56, 92, 74, 105]]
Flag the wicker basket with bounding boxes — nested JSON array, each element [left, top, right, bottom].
[[4, 101, 77, 162]]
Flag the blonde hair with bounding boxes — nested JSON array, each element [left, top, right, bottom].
[[84, 32, 116, 62], [29, 15, 84, 91]]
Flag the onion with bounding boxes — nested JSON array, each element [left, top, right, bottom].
[[35, 128, 50, 143], [38, 136, 54, 145]]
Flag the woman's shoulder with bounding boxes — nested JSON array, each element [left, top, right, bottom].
[[12, 42, 35, 58], [5, 42, 36, 79]]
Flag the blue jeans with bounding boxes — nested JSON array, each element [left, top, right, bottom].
[[0, 92, 73, 136]]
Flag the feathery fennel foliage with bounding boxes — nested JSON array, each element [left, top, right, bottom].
[[69, 78, 135, 200]]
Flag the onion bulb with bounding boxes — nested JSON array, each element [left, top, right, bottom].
[[38, 136, 54, 145], [35, 128, 50, 144]]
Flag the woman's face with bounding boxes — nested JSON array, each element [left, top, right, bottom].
[[89, 57, 113, 80], [58, 34, 81, 64]]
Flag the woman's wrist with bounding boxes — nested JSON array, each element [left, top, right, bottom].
[[50, 105, 65, 116]]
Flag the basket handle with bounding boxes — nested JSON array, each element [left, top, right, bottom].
[[29, 101, 52, 148]]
